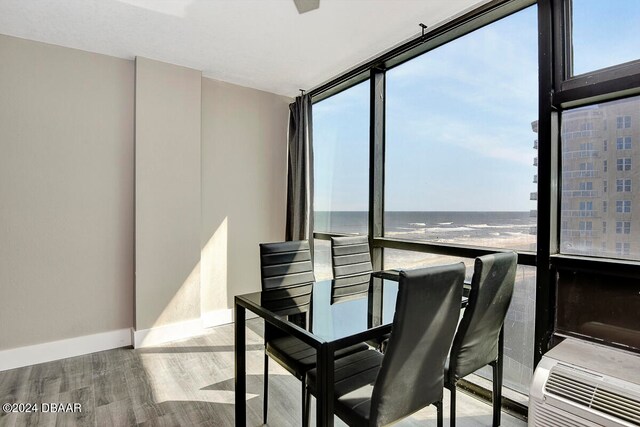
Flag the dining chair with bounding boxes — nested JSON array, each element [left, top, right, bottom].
[[445, 251, 517, 427], [331, 235, 373, 300], [259, 240, 367, 426], [331, 235, 373, 279], [306, 262, 465, 427], [330, 235, 388, 347]]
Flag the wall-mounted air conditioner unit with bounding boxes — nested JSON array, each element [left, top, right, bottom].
[[529, 337, 640, 426]]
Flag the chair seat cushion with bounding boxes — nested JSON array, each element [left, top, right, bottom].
[[266, 336, 368, 379], [307, 349, 384, 426]]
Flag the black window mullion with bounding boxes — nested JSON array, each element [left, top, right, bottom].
[[535, 0, 558, 367], [369, 68, 385, 271]]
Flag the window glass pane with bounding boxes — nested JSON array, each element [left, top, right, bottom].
[[383, 249, 474, 279], [313, 239, 332, 281], [313, 82, 369, 234], [384, 6, 537, 251], [560, 96, 640, 260], [571, 0, 640, 76], [384, 249, 536, 395], [557, 269, 640, 351]]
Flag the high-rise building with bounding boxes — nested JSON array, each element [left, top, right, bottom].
[[532, 97, 640, 260]]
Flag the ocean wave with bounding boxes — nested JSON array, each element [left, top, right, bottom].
[[467, 223, 531, 229], [431, 226, 473, 232], [409, 222, 426, 226], [438, 222, 453, 225], [387, 226, 474, 235]]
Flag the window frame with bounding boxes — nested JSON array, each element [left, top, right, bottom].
[[309, 0, 640, 414], [312, 0, 538, 268]]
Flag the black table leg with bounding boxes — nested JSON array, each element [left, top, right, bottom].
[[235, 302, 246, 426], [316, 343, 335, 426]]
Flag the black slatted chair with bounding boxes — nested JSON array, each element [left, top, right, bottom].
[[331, 235, 373, 280], [307, 263, 465, 427], [445, 252, 517, 427], [260, 240, 367, 426], [330, 236, 388, 347], [331, 235, 373, 301]]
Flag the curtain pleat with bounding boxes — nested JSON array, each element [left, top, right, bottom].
[[286, 95, 314, 247]]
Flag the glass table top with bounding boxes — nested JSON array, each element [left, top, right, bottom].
[[237, 274, 397, 343]]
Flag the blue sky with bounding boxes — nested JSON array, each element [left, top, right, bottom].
[[313, 2, 640, 212], [572, 0, 640, 75]]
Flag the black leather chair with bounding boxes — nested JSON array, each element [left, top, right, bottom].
[[306, 263, 465, 426], [331, 235, 373, 278], [330, 235, 389, 347], [330, 235, 373, 300], [445, 252, 517, 427], [260, 240, 367, 426], [260, 240, 314, 425]]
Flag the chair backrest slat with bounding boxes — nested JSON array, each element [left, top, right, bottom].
[[260, 240, 315, 289], [330, 275, 371, 303], [259, 240, 314, 317], [369, 263, 465, 426], [448, 252, 517, 380], [331, 235, 373, 279]]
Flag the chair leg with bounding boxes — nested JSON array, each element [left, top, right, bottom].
[[492, 361, 503, 426], [263, 354, 269, 425], [305, 387, 311, 427], [301, 379, 309, 427], [493, 328, 504, 426], [448, 383, 457, 427], [435, 400, 443, 427]]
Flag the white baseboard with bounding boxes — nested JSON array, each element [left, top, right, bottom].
[[0, 328, 132, 372], [133, 317, 206, 348], [0, 311, 261, 371], [132, 309, 258, 348], [202, 308, 233, 328]]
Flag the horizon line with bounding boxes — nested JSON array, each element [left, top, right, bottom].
[[314, 210, 533, 213]]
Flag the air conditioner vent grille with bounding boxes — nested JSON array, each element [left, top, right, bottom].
[[592, 388, 640, 425], [545, 366, 640, 426], [535, 403, 588, 427], [546, 370, 597, 406]]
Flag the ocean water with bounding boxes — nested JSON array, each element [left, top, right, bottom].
[[315, 211, 536, 251]]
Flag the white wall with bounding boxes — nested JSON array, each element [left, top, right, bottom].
[[201, 78, 290, 319], [135, 57, 202, 331], [0, 35, 291, 362], [0, 34, 135, 350]]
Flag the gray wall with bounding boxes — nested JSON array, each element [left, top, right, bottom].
[[201, 78, 290, 316], [135, 57, 202, 331], [0, 34, 134, 350]]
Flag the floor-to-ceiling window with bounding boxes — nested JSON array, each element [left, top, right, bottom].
[[383, 5, 538, 396], [313, 81, 369, 280], [313, 2, 539, 401], [311, 0, 640, 413]]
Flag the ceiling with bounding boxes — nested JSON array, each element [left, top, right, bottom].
[[0, 0, 485, 97]]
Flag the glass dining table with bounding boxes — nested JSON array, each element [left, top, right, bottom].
[[234, 271, 468, 426]]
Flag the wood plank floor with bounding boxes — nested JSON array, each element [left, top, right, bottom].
[[0, 320, 527, 426]]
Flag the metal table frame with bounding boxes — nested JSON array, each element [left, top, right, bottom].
[[234, 272, 467, 426], [234, 285, 393, 426]]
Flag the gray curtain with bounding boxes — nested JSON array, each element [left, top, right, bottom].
[[286, 95, 314, 243]]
